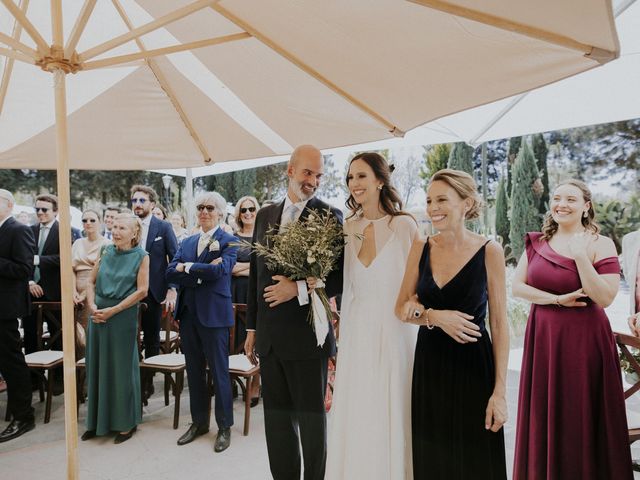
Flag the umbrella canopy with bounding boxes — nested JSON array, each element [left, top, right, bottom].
[[0, 0, 621, 170]]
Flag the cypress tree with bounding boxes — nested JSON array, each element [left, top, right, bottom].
[[507, 136, 522, 193], [447, 142, 474, 175], [509, 139, 541, 259], [532, 133, 550, 215], [495, 176, 510, 247]]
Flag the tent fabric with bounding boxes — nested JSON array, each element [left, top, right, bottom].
[[0, 0, 623, 170]]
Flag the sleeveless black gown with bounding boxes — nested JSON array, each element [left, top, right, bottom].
[[412, 240, 507, 479]]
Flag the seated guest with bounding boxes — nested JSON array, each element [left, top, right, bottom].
[[0, 189, 36, 443], [72, 209, 109, 356], [170, 211, 189, 244], [167, 191, 237, 453], [153, 204, 168, 221], [82, 213, 149, 444]]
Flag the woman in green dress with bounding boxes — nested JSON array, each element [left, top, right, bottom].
[[82, 213, 149, 444]]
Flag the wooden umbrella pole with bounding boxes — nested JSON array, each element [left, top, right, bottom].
[[53, 66, 79, 480]]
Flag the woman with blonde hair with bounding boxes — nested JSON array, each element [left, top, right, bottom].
[[396, 168, 509, 479], [82, 213, 149, 444], [72, 209, 109, 353], [512, 179, 631, 479]]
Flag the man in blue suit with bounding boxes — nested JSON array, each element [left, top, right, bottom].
[[130, 185, 178, 398], [167, 191, 237, 453]]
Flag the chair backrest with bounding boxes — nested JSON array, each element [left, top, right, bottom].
[[229, 303, 248, 355], [33, 301, 63, 351], [616, 332, 640, 399]]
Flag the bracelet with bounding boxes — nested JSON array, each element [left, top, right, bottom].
[[425, 308, 434, 329]]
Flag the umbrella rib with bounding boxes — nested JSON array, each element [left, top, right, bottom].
[[111, 0, 212, 164], [1, 0, 49, 54], [210, 3, 404, 136], [0, 45, 34, 64], [0, 0, 29, 117], [81, 33, 250, 71], [0, 30, 37, 59], [79, 0, 220, 62], [408, 0, 616, 62], [51, 0, 63, 47], [64, 0, 97, 59]]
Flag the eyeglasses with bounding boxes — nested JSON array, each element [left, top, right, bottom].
[[35, 207, 49, 213], [130, 198, 147, 204], [196, 204, 216, 212], [240, 207, 256, 214], [82, 218, 97, 223]]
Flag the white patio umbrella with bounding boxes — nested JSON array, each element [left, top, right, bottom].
[[0, 1, 622, 478]]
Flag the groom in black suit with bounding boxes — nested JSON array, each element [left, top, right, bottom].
[[246, 145, 343, 480], [0, 189, 36, 442]]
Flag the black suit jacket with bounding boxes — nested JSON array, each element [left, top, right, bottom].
[[145, 215, 178, 303], [0, 217, 36, 319], [30, 221, 62, 300], [247, 197, 343, 360]]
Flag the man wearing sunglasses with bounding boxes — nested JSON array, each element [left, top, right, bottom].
[[130, 185, 178, 399]]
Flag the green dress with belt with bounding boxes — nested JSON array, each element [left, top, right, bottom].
[[86, 244, 146, 435]]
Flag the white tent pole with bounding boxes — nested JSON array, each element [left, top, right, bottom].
[[186, 168, 195, 230], [50, 1, 79, 477]]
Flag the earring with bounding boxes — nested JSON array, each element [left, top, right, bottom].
[[583, 211, 588, 218], [377, 185, 383, 191]]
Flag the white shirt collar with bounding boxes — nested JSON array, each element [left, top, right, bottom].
[[40, 219, 56, 229], [283, 193, 309, 213], [201, 225, 219, 237], [140, 214, 152, 227]]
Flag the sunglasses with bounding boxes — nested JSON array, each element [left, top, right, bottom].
[[196, 204, 216, 212], [240, 207, 256, 214], [82, 218, 97, 223], [35, 207, 50, 213], [130, 198, 148, 204]]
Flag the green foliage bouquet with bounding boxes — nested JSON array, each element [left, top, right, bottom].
[[242, 208, 345, 346]]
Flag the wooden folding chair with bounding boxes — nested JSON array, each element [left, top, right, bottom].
[[159, 310, 180, 354], [615, 331, 640, 444]]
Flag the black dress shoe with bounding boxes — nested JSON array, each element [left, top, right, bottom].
[[0, 419, 35, 443], [114, 426, 137, 444], [81, 430, 96, 441], [213, 428, 231, 453], [250, 396, 260, 408], [177, 423, 209, 446]]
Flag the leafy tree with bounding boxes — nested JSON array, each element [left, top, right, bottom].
[[203, 169, 256, 204], [419, 144, 450, 183], [509, 139, 541, 259], [447, 142, 474, 175], [532, 133, 549, 215], [507, 136, 522, 194], [254, 163, 288, 204], [495, 176, 510, 248], [595, 195, 640, 253], [390, 150, 423, 206]]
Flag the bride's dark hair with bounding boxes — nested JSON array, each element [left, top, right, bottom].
[[345, 152, 413, 221]]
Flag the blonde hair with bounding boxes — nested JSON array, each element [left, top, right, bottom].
[[541, 179, 600, 241], [114, 213, 143, 246], [430, 169, 482, 220], [234, 196, 260, 231]]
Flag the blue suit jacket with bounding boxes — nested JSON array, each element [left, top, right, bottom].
[[166, 228, 238, 328], [145, 215, 178, 303]]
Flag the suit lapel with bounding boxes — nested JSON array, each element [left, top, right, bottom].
[[269, 200, 286, 237], [43, 221, 59, 253], [146, 216, 159, 252]]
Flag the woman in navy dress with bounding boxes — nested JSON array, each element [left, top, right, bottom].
[[512, 179, 632, 479], [397, 169, 509, 479]]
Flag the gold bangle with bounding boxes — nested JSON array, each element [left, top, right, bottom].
[[425, 308, 434, 330]]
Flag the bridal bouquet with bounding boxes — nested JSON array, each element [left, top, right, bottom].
[[242, 208, 345, 346]]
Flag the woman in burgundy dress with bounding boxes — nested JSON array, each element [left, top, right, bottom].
[[512, 179, 632, 479]]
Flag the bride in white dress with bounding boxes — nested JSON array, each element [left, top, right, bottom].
[[324, 152, 419, 480]]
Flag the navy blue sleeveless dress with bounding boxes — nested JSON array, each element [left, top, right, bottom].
[[412, 240, 507, 479]]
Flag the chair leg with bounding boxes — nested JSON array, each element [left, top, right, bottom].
[[38, 373, 45, 403], [173, 371, 184, 430], [243, 376, 251, 436], [44, 369, 54, 424], [164, 373, 170, 406]]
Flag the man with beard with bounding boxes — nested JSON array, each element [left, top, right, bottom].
[[245, 145, 343, 480], [130, 185, 178, 398]]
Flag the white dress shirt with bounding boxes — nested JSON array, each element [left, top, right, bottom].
[[139, 214, 152, 251]]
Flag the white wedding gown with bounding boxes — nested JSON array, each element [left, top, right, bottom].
[[326, 214, 418, 480]]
